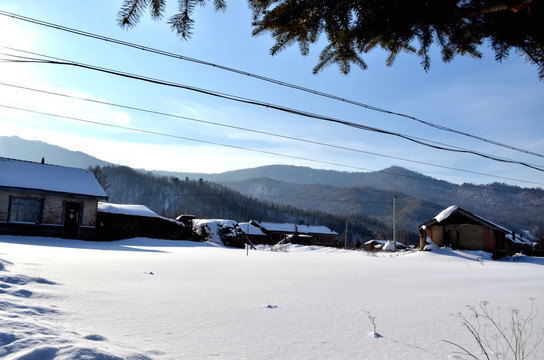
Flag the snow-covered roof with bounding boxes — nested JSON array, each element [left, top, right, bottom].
[[98, 203, 160, 218], [425, 205, 510, 234], [434, 205, 458, 223], [0, 157, 107, 198], [505, 233, 534, 246], [257, 222, 338, 235], [238, 222, 267, 236], [364, 239, 406, 248]]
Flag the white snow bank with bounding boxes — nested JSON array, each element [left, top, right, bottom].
[[192, 219, 244, 246], [192, 219, 226, 245], [0, 235, 543, 360], [423, 236, 439, 251]]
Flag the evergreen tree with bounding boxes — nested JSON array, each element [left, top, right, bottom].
[[117, 0, 544, 79]]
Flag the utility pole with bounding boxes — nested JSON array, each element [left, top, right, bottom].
[[393, 195, 397, 252], [246, 196, 251, 256], [345, 221, 348, 249]]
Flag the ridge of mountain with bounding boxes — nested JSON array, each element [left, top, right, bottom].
[[0, 136, 112, 169], [217, 174, 544, 235], [1, 136, 542, 236], [219, 176, 446, 232]]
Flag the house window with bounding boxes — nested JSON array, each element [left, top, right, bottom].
[[9, 197, 43, 223]]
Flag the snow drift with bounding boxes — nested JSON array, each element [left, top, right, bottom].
[[1, 235, 543, 359]]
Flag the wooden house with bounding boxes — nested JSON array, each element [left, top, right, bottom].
[[97, 203, 191, 240], [420, 205, 516, 256], [0, 157, 107, 239], [247, 221, 339, 247]]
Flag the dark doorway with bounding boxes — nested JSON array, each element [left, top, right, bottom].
[[64, 202, 81, 238]]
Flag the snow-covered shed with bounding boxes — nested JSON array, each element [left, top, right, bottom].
[[238, 221, 268, 244], [249, 221, 339, 246], [192, 219, 246, 248], [364, 239, 406, 251], [0, 157, 107, 239], [420, 205, 511, 255], [97, 203, 190, 240]]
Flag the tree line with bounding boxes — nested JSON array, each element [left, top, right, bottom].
[[90, 165, 418, 245]]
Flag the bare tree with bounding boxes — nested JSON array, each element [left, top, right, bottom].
[[443, 299, 543, 360], [88, 165, 110, 191]]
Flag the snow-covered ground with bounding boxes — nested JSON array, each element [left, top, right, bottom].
[[1, 236, 543, 360]]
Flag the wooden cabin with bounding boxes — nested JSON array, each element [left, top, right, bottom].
[[97, 203, 191, 240], [420, 205, 513, 256]]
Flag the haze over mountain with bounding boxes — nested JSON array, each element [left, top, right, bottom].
[[0, 136, 111, 169], [2, 136, 543, 239]]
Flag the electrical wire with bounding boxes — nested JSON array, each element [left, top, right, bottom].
[[2, 48, 544, 173], [2, 101, 543, 187], [0, 103, 373, 172], [0, 81, 536, 185], [1, 9, 542, 159]]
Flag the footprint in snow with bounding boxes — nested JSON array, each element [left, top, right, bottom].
[[12, 289, 33, 298], [84, 334, 108, 342]]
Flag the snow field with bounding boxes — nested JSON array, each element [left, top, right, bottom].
[[1, 236, 543, 359]]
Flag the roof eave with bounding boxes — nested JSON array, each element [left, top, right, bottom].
[[0, 185, 108, 200]]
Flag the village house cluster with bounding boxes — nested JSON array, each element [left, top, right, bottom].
[[0, 157, 539, 257]]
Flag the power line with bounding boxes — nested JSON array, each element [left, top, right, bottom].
[[0, 103, 371, 172], [104, 192, 543, 208], [1, 9, 542, 160], [3, 48, 544, 174], [0, 81, 536, 185], [2, 101, 543, 187]]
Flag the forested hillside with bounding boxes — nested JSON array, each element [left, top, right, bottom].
[[198, 165, 544, 236], [3, 136, 541, 241], [98, 166, 397, 245], [219, 177, 445, 232]]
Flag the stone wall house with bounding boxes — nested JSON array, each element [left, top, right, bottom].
[[0, 157, 107, 239]]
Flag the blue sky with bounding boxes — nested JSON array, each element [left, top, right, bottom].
[[1, 1, 543, 188]]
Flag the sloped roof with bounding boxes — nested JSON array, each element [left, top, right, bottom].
[[98, 203, 159, 218], [98, 202, 183, 225], [0, 157, 107, 198], [256, 221, 338, 235], [238, 222, 267, 236], [422, 205, 510, 234]]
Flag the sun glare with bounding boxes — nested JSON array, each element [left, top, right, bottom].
[[114, 112, 131, 126]]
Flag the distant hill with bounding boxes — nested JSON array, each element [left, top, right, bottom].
[[2, 136, 543, 238], [100, 165, 386, 244], [214, 166, 544, 235], [0, 136, 111, 169]]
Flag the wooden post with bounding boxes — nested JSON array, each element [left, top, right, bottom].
[[393, 195, 397, 252], [419, 226, 426, 250], [246, 196, 251, 256], [345, 221, 348, 249]]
